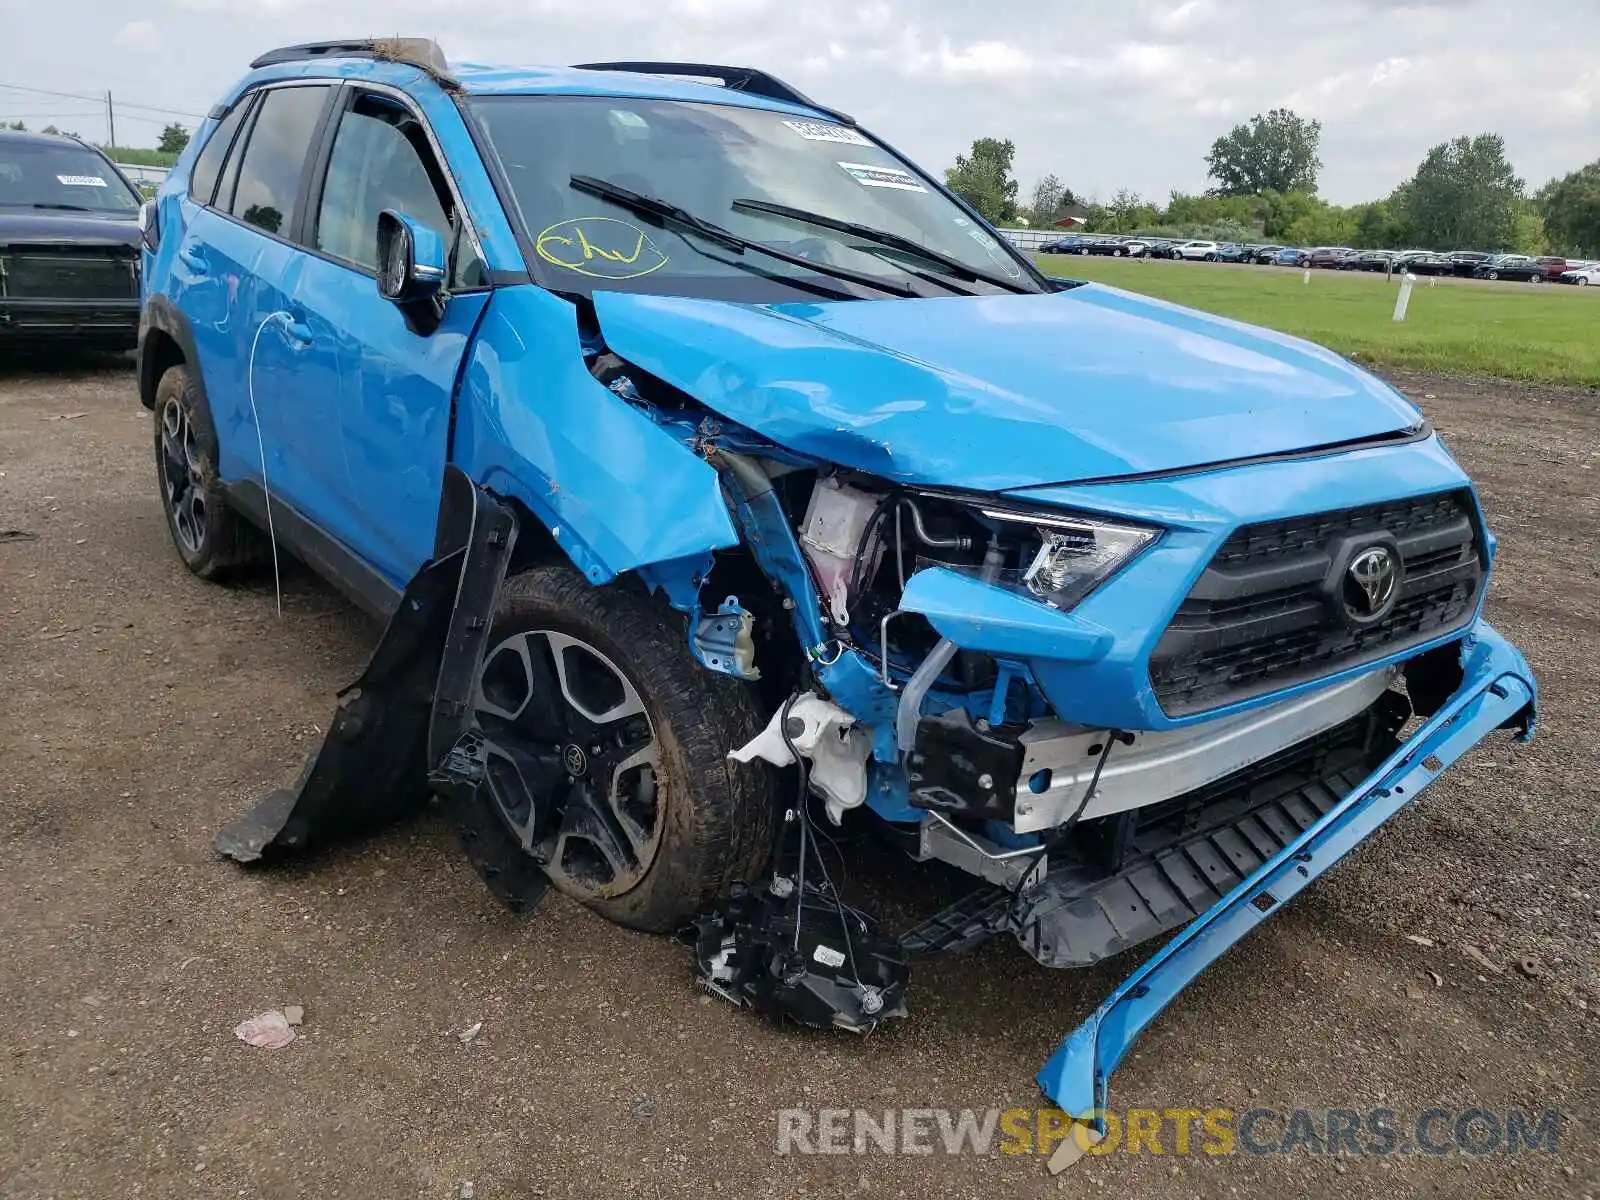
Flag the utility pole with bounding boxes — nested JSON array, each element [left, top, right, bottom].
[[105, 90, 116, 149]]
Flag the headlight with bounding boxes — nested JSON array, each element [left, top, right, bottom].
[[978, 506, 1158, 610]]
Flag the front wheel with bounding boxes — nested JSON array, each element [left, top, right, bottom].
[[1203, 253, 1216, 262], [1528, 273, 1542, 284], [1112, 248, 1125, 257], [456, 565, 778, 931], [1578, 277, 1590, 286], [1486, 270, 1499, 280]]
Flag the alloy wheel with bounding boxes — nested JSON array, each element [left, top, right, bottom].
[[158, 396, 207, 555], [473, 629, 665, 898]]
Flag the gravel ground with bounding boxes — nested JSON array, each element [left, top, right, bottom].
[[0, 359, 1595, 1199]]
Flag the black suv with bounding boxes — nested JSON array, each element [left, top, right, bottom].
[[0, 131, 143, 351]]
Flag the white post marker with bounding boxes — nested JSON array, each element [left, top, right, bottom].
[[1393, 272, 1416, 322], [1303, 268, 1311, 285]]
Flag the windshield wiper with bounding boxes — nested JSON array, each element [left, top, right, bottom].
[[731, 198, 1035, 295], [32, 202, 93, 212], [568, 175, 916, 298]]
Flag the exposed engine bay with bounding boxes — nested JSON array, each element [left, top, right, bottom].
[[573, 350, 1433, 1026]]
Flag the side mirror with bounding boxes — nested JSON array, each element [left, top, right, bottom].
[[376, 208, 446, 304], [138, 199, 160, 253]]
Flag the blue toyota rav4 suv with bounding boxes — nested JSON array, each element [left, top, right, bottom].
[[138, 40, 1535, 1123]]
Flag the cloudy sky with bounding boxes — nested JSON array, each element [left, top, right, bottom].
[[4, 0, 1596, 206]]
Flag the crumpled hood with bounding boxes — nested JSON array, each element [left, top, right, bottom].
[[0, 209, 140, 249], [592, 284, 1424, 492]]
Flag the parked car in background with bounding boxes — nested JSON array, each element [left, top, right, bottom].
[[1173, 239, 1220, 260], [1251, 244, 1285, 264], [1446, 251, 1491, 276], [1474, 255, 1544, 282], [1144, 239, 1181, 259], [1306, 246, 1355, 268], [1085, 236, 1146, 258], [1039, 234, 1089, 254], [1559, 262, 1600, 285], [1349, 250, 1395, 272], [1400, 253, 1455, 277], [0, 129, 144, 351], [1272, 246, 1306, 266], [1534, 256, 1570, 280], [1215, 243, 1251, 263]]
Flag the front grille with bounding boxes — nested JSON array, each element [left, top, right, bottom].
[[1149, 490, 1484, 715], [1, 247, 137, 300]]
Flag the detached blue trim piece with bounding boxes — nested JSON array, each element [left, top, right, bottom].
[[898, 566, 1114, 662], [1036, 621, 1535, 1123]]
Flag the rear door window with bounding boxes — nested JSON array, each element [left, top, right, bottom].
[[226, 85, 330, 237], [188, 96, 254, 207]]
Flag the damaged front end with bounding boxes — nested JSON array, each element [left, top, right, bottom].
[[216, 308, 1536, 1141]]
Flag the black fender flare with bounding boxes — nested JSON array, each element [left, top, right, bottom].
[[138, 294, 208, 412]]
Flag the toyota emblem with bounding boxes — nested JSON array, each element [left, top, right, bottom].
[[562, 744, 589, 777], [1344, 546, 1399, 621]]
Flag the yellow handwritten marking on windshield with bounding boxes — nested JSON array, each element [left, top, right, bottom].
[[535, 217, 669, 279]]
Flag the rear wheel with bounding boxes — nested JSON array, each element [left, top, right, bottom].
[[456, 565, 778, 932], [1529, 273, 1542, 284], [152, 364, 265, 580], [1112, 248, 1124, 257], [1486, 270, 1500, 280]]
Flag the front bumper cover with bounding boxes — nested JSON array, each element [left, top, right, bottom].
[[1035, 619, 1535, 1123]]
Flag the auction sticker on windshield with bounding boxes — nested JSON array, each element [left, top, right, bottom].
[[836, 162, 926, 192], [783, 119, 872, 146], [57, 175, 109, 187]]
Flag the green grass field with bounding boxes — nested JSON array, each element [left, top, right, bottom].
[[1033, 256, 1600, 387]]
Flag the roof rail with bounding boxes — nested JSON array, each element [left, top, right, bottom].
[[250, 37, 450, 76], [571, 61, 854, 125]]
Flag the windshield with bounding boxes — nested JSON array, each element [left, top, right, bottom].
[[470, 95, 1043, 301], [0, 141, 141, 213]]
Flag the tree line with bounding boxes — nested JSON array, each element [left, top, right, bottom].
[[945, 112, 1600, 257]]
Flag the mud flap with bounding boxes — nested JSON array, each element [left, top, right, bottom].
[[215, 467, 519, 864]]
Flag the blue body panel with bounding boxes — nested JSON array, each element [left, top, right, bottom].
[[284, 252, 490, 585], [1037, 620, 1536, 1122], [168, 205, 303, 490], [451, 285, 739, 584], [588, 287, 1422, 492], [898, 567, 1114, 662]]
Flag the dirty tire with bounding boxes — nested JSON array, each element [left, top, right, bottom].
[[452, 564, 779, 933], [152, 364, 265, 580]]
